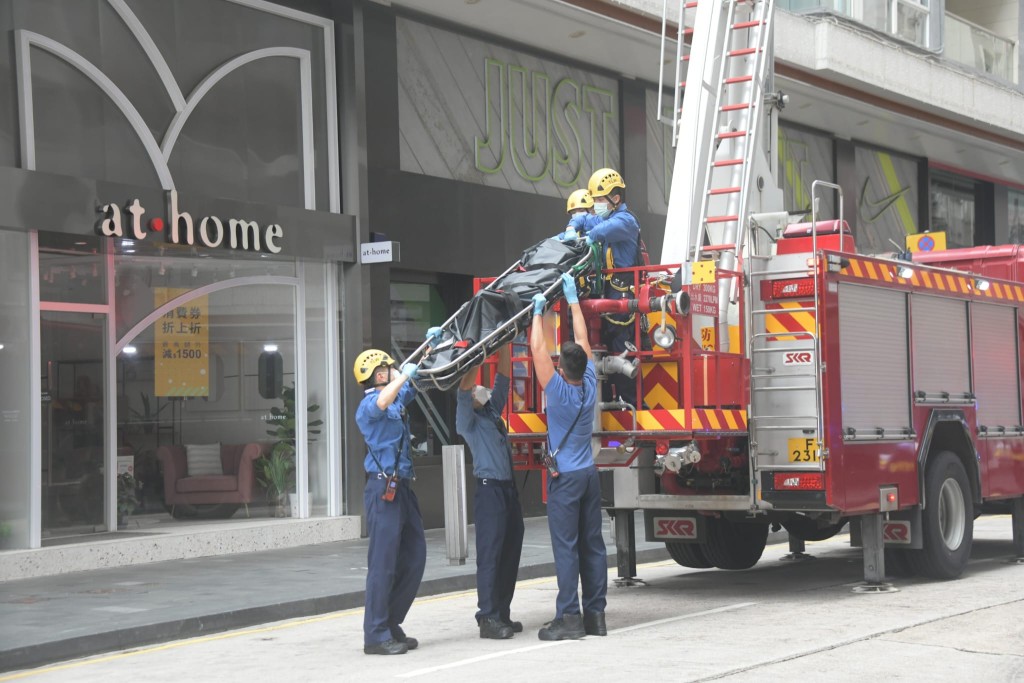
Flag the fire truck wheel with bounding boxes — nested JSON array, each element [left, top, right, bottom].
[[912, 451, 974, 580], [665, 541, 713, 569], [884, 548, 916, 578], [781, 517, 847, 542], [702, 517, 769, 570]]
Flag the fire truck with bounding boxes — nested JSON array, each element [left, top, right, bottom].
[[490, 0, 1024, 586]]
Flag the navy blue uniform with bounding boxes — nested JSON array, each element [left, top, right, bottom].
[[544, 360, 607, 619], [456, 373, 525, 625], [356, 382, 426, 647]]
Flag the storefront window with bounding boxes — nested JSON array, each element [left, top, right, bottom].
[[779, 124, 835, 219], [855, 146, 920, 253], [1008, 189, 1024, 244], [930, 170, 976, 248]]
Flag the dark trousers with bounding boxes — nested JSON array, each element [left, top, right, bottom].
[[363, 477, 426, 645], [602, 318, 638, 407], [546, 466, 607, 618], [474, 480, 525, 623]]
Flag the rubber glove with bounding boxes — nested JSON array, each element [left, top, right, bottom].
[[561, 273, 579, 305], [532, 293, 547, 316], [561, 226, 579, 241], [567, 213, 589, 232], [425, 326, 443, 344], [584, 235, 594, 247], [400, 363, 418, 379]]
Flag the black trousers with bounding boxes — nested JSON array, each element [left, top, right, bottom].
[[602, 317, 638, 407], [474, 480, 525, 623]]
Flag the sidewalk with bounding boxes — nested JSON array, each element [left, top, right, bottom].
[[0, 514, 672, 673]]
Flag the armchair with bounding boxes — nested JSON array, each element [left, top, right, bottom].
[[156, 442, 265, 519]]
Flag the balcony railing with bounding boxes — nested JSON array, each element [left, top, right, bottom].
[[944, 12, 1016, 83], [780, 1, 1018, 83]]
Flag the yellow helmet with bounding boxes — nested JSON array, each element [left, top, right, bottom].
[[588, 168, 625, 198], [353, 349, 395, 383], [566, 189, 594, 214]]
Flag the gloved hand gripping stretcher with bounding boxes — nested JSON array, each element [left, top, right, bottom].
[[404, 237, 600, 392]]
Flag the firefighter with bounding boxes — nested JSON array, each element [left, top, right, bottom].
[[455, 344, 525, 640], [529, 274, 608, 641], [560, 188, 595, 240], [354, 347, 426, 656], [585, 168, 641, 407]]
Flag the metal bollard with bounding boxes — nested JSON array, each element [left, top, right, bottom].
[[442, 444, 468, 566]]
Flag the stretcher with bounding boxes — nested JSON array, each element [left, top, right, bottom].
[[406, 237, 600, 392]]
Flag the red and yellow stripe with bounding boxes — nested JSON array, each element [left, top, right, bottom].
[[506, 408, 748, 436], [641, 362, 679, 409], [842, 256, 1024, 303], [765, 301, 816, 341]]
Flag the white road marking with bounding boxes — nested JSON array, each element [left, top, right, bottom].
[[396, 601, 757, 679]]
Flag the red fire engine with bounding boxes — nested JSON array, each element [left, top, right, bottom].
[[488, 0, 1024, 586]]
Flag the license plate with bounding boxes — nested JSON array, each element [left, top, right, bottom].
[[788, 437, 820, 463]]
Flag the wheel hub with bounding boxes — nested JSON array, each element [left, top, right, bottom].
[[937, 477, 966, 550]]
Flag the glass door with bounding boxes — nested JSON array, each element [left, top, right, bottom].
[[40, 311, 108, 538]]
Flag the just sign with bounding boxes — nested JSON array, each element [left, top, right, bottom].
[[96, 190, 284, 254], [474, 58, 616, 187]]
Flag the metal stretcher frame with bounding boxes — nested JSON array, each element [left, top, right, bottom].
[[405, 248, 596, 392]]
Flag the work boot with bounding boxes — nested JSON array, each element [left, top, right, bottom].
[[538, 614, 585, 641], [584, 611, 607, 636], [480, 617, 514, 640], [502, 618, 524, 633], [391, 626, 418, 650], [363, 638, 408, 655]]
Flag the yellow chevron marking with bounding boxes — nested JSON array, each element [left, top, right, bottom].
[[723, 411, 739, 430], [642, 362, 678, 381], [702, 411, 722, 430], [933, 272, 946, 291], [644, 383, 678, 410], [959, 278, 970, 294], [519, 414, 547, 433], [601, 413, 628, 431], [945, 274, 957, 292], [879, 264, 894, 282], [850, 259, 864, 278], [765, 314, 799, 341], [920, 271, 933, 289], [994, 282, 1005, 299]]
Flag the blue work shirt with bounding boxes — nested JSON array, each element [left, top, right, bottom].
[[456, 373, 513, 480], [571, 203, 640, 269], [357, 381, 418, 478], [544, 360, 597, 473]]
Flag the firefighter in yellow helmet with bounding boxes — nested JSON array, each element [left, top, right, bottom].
[[559, 189, 596, 242], [353, 344, 428, 655], [584, 168, 641, 407]]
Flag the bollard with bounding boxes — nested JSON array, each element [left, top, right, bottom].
[[442, 444, 468, 566]]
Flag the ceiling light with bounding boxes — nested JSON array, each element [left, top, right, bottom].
[[123, 345, 138, 355], [0, 343, 5, 351], [263, 343, 279, 353]]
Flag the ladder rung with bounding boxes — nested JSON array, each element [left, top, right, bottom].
[[749, 332, 816, 341], [728, 47, 757, 58], [751, 346, 816, 353], [733, 20, 763, 30], [684, 1, 697, 8], [706, 215, 738, 224], [752, 386, 817, 392], [713, 159, 743, 167], [750, 373, 818, 380], [717, 130, 747, 140], [749, 269, 815, 277], [701, 243, 736, 252], [751, 307, 816, 314], [750, 425, 819, 431], [724, 75, 753, 85], [709, 186, 741, 195], [721, 103, 750, 112], [750, 415, 820, 421]]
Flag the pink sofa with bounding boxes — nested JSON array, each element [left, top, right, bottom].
[[156, 443, 264, 518]]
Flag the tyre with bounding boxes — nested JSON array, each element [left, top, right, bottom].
[[884, 548, 916, 578], [782, 516, 847, 542], [701, 517, 769, 570], [665, 541, 713, 569], [909, 451, 973, 580]]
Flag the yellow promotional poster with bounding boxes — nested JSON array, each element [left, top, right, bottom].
[[906, 231, 946, 253], [154, 288, 209, 397]]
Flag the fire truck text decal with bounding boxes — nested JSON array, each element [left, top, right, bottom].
[[654, 517, 697, 539]]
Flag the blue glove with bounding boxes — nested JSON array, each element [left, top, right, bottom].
[[400, 363, 418, 379], [584, 235, 594, 247], [561, 273, 579, 304], [568, 213, 589, 232], [425, 326, 442, 343], [561, 226, 579, 241], [532, 293, 547, 316]]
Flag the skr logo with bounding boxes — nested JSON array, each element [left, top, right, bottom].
[[654, 517, 697, 539], [783, 351, 813, 365], [883, 521, 911, 544]]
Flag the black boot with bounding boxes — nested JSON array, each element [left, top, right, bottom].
[[584, 611, 607, 636], [502, 618, 524, 633], [538, 613, 585, 641], [480, 617, 514, 640], [364, 638, 408, 655]]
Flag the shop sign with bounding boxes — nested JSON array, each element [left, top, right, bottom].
[[97, 190, 284, 254], [154, 288, 209, 397], [360, 241, 400, 264]]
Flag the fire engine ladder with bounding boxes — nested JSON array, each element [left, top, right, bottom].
[[659, 0, 776, 352], [744, 182, 843, 472]]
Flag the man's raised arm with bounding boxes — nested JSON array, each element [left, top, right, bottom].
[[561, 273, 591, 361]]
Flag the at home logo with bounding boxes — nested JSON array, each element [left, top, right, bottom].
[[96, 190, 283, 254]]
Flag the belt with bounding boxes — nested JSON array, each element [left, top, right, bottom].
[[368, 472, 412, 482], [476, 477, 514, 488]]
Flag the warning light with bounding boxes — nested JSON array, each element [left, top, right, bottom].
[[773, 472, 825, 490], [973, 278, 990, 291], [886, 492, 897, 503], [655, 440, 669, 456]]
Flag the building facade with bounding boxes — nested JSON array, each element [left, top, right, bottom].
[[1, 0, 1022, 569]]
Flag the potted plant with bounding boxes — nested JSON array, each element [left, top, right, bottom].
[[261, 384, 323, 517], [117, 472, 141, 528]]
